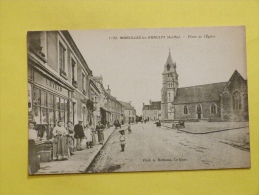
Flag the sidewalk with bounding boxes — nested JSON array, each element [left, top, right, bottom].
[[37, 125, 124, 175]]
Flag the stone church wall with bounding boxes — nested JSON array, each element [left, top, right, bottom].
[[220, 75, 248, 121], [174, 101, 221, 121]]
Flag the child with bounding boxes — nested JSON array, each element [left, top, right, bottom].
[[119, 130, 126, 152]]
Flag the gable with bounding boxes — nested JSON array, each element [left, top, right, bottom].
[[221, 70, 247, 94]]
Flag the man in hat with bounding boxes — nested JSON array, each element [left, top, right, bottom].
[[119, 129, 126, 152], [74, 120, 85, 151]]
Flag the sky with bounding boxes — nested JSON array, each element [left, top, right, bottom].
[[69, 26, 247, 115]]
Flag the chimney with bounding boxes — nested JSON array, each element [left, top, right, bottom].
[[143, 103, 144, 106], [149, 99, 151, 105], [106, 85, 111, 95], [129, 101, 131, 105]]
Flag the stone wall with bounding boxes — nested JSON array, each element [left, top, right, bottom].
[[174, 101, 221, 120], [220, 74, 248, 121]]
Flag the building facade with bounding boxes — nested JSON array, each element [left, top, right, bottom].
[[142, 100, 161, 121], [104, 86, 123, 125], [161, 52, 248, 122], [119, 101, 136, 123], [28, 31, 93, 138]]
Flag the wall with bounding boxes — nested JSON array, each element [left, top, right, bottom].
[[174, 101, 221, 120], [221, 75, 248, 121]]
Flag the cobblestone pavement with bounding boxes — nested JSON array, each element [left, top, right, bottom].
[[86, 122, 250, 173]]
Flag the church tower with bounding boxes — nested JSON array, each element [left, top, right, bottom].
[[161, 50, 178, 120]]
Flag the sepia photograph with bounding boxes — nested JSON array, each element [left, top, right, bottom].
[[27, 26, 250, 175]]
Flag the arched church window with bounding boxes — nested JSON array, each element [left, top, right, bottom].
[[184, 105, 188, 114], [210, 103, 217, 114], [233, 91, 241, 110], [196, 104, 202, 113]]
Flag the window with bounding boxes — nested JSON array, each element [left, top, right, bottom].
[[71, 57, 77, 86], [82, 73, 86, 92], [59, 42, 66, 76], [184, 105, 188, 114], [196, 104, 202, 113], [210, 103, 217, 114], [31, 87, 70, 139], [233, 91, 241, 110]]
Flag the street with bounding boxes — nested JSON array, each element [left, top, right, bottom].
[[87, 122, 250, 173]]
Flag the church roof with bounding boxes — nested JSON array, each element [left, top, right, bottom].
[[172, 82, 228, 105], [166, 52, 174, 65]]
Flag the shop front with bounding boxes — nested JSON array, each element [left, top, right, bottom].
[[28, 66, 74, 140]]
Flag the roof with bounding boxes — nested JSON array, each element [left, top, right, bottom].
[[61, 31, 92, 76], [119, 101, 135, 110], [150, 101, 161, 110], [105, 92, 123, 106], [172, 82, 228, 105], [143, 105, 150, 110], [166, 52, 174, 65], [142, 101, 161, 110]]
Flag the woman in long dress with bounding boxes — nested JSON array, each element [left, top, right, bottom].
[[96, 121, 104, 145], [84, 124, 93, 148], [89, 123, 96, 146], [66, 121, 74, 155], [28, 121, 40, 174], [52, 120, 69, 160]]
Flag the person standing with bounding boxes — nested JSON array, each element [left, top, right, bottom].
[[127, 122, 132, 133], [96, 121, 105, 145], [84, 124, 93, 148], [66, 121, 75, 155], [89, 123, 96, 146], [119, 129, 126, 152], [52, 120, 69, 160], [74, 120, 85, 151], [28, 121, 40, 174]]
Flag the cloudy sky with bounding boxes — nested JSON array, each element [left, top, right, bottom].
[[69, 26, 247, 115]]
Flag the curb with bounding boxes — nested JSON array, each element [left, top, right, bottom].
[[82, 124, 136, 173]]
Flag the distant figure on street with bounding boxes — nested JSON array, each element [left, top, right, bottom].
[[127, 122, 132, 133], [96, 121, 105, 145], [52, 120, 69, 160], [119, 129, 126, 152], [84, 124, 93, 149], [74, 120, 85, 151], [66, 121, 74, 155], [155, 120, 161, 127], [114, 119, 121, 129]]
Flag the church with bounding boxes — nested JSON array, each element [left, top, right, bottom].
[[161, 52, 249, 122]]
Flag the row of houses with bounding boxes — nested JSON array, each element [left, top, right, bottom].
[[28, 31, 136, 137]]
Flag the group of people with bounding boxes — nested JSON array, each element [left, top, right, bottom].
[[28, 120, 106, 161]]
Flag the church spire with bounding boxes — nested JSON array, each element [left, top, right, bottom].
[[165, 49, 174, 66]]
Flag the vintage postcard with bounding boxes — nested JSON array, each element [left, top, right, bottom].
[[27, 26, 250, 175]]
